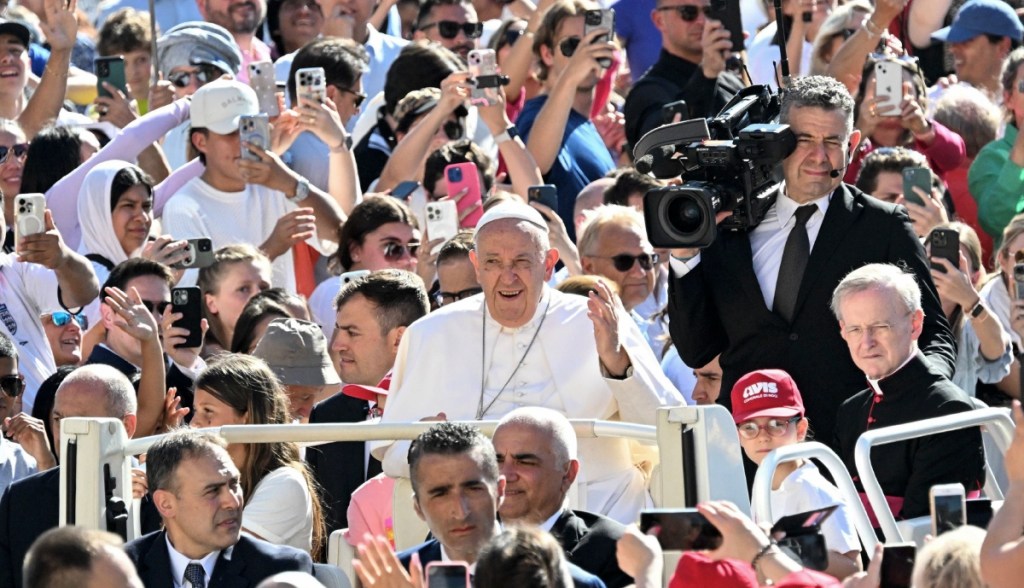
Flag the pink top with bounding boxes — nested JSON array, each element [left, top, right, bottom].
[[344, 474, 396, 549], [844, 119, 966, 185]]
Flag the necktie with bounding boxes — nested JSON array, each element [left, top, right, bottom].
[[185, 562, 206, 588], [774, 205, 817, 323]]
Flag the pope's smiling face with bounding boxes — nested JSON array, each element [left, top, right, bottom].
[[470, 219, 558, 329]]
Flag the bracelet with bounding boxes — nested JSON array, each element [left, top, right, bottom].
[[863, 19, 885, 38], [751, 541, 778, 570]]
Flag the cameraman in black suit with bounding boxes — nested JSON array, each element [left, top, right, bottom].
[[667, 75, 955, 446], [125, 429, 312, 588]]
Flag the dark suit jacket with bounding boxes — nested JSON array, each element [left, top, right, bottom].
[[669, 184, 956, 441], [306, 392, 381, 535], [551, 510, 631, 588], [398, 538, 606, 588], [835, 353, 984, 519], [86, 345, 195, 415], [124, 530, 313, 588], [0, 466, 163, 588]]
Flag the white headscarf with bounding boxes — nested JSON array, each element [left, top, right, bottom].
[[77, 160, 146, 264]]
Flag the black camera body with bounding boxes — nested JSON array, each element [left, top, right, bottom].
[[636, 85, 796, 248]]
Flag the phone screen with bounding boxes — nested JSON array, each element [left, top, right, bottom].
[[880, 544, 916, 588], [932, 492, 965, 535], [639, 509, 723, 551]]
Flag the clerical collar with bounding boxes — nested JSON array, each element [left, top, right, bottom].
[[866, 347, 919, 396]]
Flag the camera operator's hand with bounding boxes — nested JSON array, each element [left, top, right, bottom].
[[701, 18, 732, 78], [561, 28, 616, 88]]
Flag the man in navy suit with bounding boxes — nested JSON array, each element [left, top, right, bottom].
[[124, 429, 312, 587], [394, 422, 604, 587]]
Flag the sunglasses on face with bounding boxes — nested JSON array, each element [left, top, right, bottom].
[[595, 252, 661, 272], [502, 28, 526, 49], [382, 241, 420, 261], [420, 20, 483, 39], [336, 86, 367, 108], [0, 143, 28, 165], [168, 65, 224, 89], [141, 300, 171, 316], [282, 0, 322, 11], [558, 36, 582, 57], [656, 4, 712, 22], [0, 374, 23, 398], [47, 310, 88, 330], [736, 415, 802, 440], [436, 287, 483, 306]]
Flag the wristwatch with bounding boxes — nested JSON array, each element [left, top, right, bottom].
[[494, 124, 520, 145], [969, 300, 986, 319], [288, 177, 311, 203]]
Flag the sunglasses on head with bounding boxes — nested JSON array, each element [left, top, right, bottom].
[[436, 287, 483, 306], [421, 20, 483, 39], [0, 143, 28, 165], [0, 374, 23, 398], [596, 252, 661, 272], [141, 300, 171, 316], [47, 310, 88, 330], [443, 120, 465, 140], [656, 4, 712, 22], [502, 28, 526, 48], [168, 65, 224, 89], [382, 241, 420, 261], [336, 86, 367, 108]]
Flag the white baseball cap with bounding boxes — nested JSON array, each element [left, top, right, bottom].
[[190, 79, 259, 134]]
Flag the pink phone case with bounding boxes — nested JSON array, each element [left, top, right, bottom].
[[444, 162, 484, 228]]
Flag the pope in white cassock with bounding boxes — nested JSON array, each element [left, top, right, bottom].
[[372, 202, 684, 524]]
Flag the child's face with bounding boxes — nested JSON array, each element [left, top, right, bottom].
[[737, 415, 806, 465]]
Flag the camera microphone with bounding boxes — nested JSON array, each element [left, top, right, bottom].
[[636, 145, 682, 178]]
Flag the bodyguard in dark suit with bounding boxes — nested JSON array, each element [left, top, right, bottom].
[[125, 429, 312, 588], [491, 407, 631, 588], [309, 270, 428, 535], [0, 365, 143, 588], [668, 75, 956, 443]]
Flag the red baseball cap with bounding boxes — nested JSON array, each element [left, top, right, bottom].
[[342, 372, 392, 402], [730, 369, 805, 424]]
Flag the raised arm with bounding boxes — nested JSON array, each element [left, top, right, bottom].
[[478, 87, 543, 198], [826, 0, 906, 94], [16, 0, 77, 139]]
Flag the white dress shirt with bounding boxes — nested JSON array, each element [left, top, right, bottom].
[[165, 534, 225, 588]]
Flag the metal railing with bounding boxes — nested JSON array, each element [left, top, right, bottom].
[[854, 407, 1014, 542], [751, 442, 879, 554]]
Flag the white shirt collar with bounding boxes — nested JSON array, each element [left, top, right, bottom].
[[164, 533, 230, 588], [775, 187, 830, 227], [866, 347, 919, 395]]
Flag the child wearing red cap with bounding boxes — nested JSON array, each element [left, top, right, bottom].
[[730, 369, 862, 580]]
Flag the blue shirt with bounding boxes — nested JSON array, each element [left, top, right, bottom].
[[516, 95, 615, 241], [613, 0, 662, 81]]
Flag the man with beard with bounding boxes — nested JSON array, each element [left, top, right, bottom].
[[197, 0, 270, 81], [413, 0, 482, 62], [517, 0, 617, 240]]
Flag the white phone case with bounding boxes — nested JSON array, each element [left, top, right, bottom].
[[426, 200, 459, 254], [14, 193, 46, 248], [874, 61, 903, 116]]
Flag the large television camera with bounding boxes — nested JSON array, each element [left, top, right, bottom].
[[634, 84, 796, 248]]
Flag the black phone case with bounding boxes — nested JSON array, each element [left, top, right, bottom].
[[171, 287, 203, 348], [929, 228, 959, 273], [708, 0, 745, 51]]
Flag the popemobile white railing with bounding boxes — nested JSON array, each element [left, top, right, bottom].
[[854, 406, 1014, 544]]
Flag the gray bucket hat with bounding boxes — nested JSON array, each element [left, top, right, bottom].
[[252, 318, 341, 387], [156, 21, 243, 78]]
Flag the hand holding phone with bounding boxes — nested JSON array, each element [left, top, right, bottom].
[[583, 9, 615, 68], [248, 61, 280, 117], [874, 61, 903, 116], [927, 228, 959, 274], [902, 166, 931, 207], [14, 194, 47, 249], [445, 163, 484, 228], [880, 543, 916, 588], [170, 287, 203, 349], [639, 508, 723, 551], [528, 184, 558, 211]]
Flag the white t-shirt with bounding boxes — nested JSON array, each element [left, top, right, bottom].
[[242, 466, 314, 552], [161, 177, 336, 293], [751, 461, 861, 556], [0, 254, 61, 414]]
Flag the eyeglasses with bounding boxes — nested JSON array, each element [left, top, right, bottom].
[[591, 252, 661, 272], [443, 120, 464, 140], [841, 312, 913, 341], [382, 241, 420, 261], [336, 86, 367, 108], [0, 374, 24, 398], [436, 287, 483, 306], [502, 28, 525, 48], [419, 20, 483, 39], [141, 300, 171, 316], [655, 4, 712, 22], [46, 311, 88, 330], [559, 36, 582, 57], [168, 65, 224, 89], [736, 415, 801, 440], [0, 143, 28, 165]]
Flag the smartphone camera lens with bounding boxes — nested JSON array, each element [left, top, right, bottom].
[[448, 168, 462, 182]]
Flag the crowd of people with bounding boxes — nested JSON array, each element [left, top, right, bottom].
[[0, 0, 1021, 585]]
